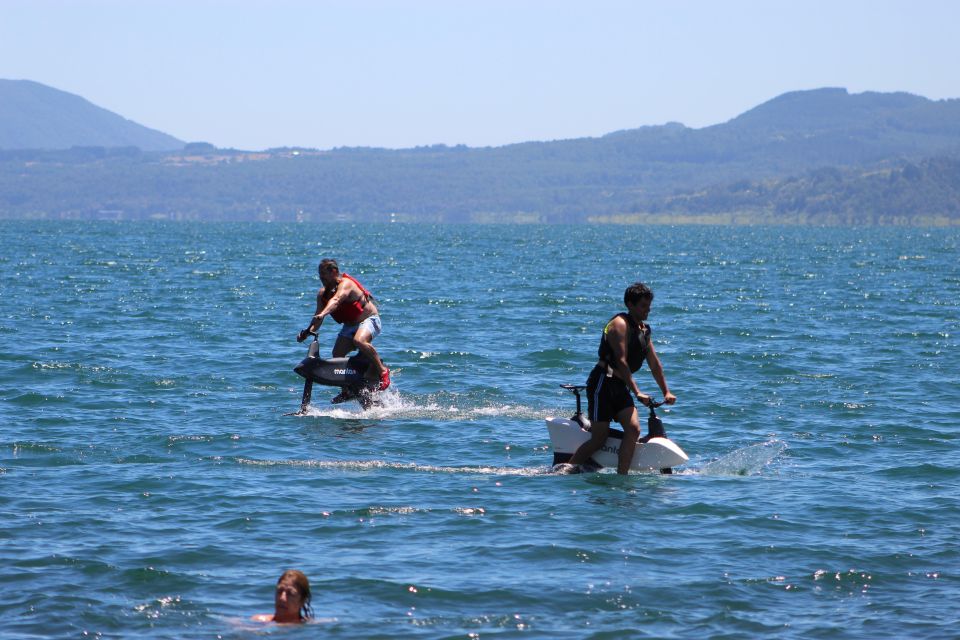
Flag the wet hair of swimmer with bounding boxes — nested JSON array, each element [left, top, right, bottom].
[[624, 282, 654, 306], [277, 569, 313, 620], [318, 258, 339, 275]]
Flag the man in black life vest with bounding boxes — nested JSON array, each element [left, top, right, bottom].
[[568, 282, 676, 474]]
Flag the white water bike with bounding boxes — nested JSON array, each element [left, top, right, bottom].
[[546, 384, 688, 473]]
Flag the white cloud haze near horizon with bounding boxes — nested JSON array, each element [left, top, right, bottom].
[[2, 0, 958, 150]]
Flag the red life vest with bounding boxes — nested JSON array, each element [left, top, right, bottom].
[[327, 273, 372, 324]]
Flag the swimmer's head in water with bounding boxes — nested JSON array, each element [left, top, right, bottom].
[[274, 569, 312, 622]]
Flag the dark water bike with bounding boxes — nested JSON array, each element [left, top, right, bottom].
[[289, 332, 380, 414]]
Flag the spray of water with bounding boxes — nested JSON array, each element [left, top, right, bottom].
[[236, 457, 552, 476], [288, 389, 787, 478], [688, 440, 787, 476], [294, 387, 549, 421]]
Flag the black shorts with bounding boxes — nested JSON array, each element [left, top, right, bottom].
[[586, 365, 635, 423]]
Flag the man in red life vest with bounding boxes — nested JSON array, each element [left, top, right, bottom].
[[297, 258, 390, 399]]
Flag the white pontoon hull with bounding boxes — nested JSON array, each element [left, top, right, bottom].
[[546, 417, 688, 471]]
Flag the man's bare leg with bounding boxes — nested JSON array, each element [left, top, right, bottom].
[[615, 407, 641, 475], [353, 329, 387, 388], [568, 421, 610, 467]]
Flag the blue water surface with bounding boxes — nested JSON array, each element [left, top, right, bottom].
[[1, 222, 958, 638]]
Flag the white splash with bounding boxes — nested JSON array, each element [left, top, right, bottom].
[[691, 440, 787, 476]]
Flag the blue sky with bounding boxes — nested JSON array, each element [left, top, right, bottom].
[[2, 0, 957, 150]]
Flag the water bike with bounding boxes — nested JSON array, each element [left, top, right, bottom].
[[289, 332, 380, 414], [546, 384, 688, 473]]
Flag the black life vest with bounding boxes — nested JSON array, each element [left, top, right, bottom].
[[597, 312, 650, 373]]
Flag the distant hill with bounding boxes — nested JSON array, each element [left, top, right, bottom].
[[0, 79, 183, 151], [591, 87, 960, 175], [1, 86, 960, 223]]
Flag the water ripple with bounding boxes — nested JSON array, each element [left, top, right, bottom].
[[2, 222, 959, 639]]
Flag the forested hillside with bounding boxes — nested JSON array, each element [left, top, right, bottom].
[[2, 86, 959, 224]]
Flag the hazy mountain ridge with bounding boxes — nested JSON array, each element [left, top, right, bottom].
[[2, 82, 960, 224], [0, 79, 183, 151]]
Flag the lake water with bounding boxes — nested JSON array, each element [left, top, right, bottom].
[[2, 221, 958, 638]]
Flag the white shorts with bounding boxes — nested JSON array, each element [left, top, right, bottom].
[[338, 315, 382, 340]]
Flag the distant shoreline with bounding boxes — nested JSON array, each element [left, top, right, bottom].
[[4, 214, 959, 227]]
